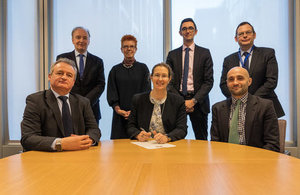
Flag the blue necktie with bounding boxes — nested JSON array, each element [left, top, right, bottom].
[[243, 52, 249, 70], [58, 96, 73, 137], [182, 47, 190, 95], [79, 54, 84, 78]]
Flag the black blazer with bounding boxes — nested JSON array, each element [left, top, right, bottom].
[[56, 50, 105, 120], [220, 46, 284, 117], [210, 94, 279, 152], [21, 90, 101, 151], [127, 92, 187, 141], [166, 45, 214, 114]]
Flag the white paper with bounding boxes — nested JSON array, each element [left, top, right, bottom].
[[131, 140, 176, 149]]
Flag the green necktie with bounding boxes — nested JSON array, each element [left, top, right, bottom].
[[228, 100, 241, 144]]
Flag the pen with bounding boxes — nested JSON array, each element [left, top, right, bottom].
[[140, 127, 154, 138]]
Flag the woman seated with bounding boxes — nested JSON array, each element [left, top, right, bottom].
[[127, 63, 187, 143]]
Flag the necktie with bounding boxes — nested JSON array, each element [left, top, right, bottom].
[[243, 52, 249, 70], [79, 54, 84, 78], [182, 47, 190, 95], [228, 99, 241, 144], [58, 96, 73, 137]]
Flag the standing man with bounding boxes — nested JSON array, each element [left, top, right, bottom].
[[166, 18, 214, 140], [211, 67, 279, 152], [57, 26, 105, 124], [21, 58, 101, 152], [220, 21, 284, 118]]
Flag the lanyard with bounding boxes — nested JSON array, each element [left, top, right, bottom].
[[238, 46, 254, 68]]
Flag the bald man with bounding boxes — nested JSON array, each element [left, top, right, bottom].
[[211, 67, 279, 152]]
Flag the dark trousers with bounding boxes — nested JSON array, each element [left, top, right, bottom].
[[188, 103, 208, 140], [184, 93, 208, 140]]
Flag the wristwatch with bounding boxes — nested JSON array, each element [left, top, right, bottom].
[[55, 138, 63, 152]]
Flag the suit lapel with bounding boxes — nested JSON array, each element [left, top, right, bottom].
[[193, 45, 200, 78], [83, 52, 92, 78], [176, 47, 183, 84], [233, 53, 240, 68], [245, 94, 256, 143], [71, 51, 81, 81], [45, 90, 65, 136], [248, 46, 258, 76], [142, 94, 154, 131], [69, 94, 79, 135], [222, 99, 231, 140]]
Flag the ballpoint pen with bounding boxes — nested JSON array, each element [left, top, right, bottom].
[[140, 127, 154, 138]]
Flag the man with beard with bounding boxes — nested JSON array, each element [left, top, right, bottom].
[[211, 67, 279, 152]]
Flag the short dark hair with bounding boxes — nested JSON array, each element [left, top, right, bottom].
[[151, 62, 173, 78], [179, 18, 197, 31], [71, 26, 90, 38], [235, 22, 255, 37]]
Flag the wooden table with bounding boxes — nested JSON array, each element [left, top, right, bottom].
[[1, 139, 300, 195]]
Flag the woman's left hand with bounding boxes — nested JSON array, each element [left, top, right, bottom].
[[153, 131, 169, 144]]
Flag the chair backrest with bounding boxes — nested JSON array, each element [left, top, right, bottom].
[[278, 119, 286, 153]]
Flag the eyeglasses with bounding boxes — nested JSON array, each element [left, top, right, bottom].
[[122, 45, 136, 49], [237, 31, 253, 37], [153, 73, 169, 79], [181, 26, 195, 32]]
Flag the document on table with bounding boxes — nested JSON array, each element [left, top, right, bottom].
[[131, 140, 176, 149]]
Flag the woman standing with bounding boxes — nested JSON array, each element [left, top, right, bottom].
[[107, 35, 151, 139], [127, 63, 187, 143]]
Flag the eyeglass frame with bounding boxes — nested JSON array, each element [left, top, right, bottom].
[[181, 26, 195, 32]]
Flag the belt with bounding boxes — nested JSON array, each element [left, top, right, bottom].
[[182, 91, 194, 100]]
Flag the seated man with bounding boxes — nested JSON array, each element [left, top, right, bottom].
[[211, 67, 279, 152], [21, 58, 101, 152]]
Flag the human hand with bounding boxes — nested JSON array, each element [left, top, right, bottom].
[[115, 106, 130, 119], [61, 135, 93, 151], [153, 131, 169, 144], [185, 99, 195, 113], [136, 130, 151, 142]]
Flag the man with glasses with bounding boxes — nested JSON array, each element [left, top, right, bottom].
[[166, 18, 214, 140], [56, 26, 105, 124], [220, 21, 284, 118]]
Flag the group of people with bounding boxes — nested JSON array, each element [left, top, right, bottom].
[[21, 18, 283, 153]]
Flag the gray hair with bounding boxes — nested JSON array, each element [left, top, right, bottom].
[[50, 58, 77, 78], [71, 26, 90, 38]]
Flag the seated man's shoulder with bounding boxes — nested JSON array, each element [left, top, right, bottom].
[[70, 93, 90, 102], [212, 99, 228, 109], [26, 91, 47, 102], [252, 95, 273, 104]]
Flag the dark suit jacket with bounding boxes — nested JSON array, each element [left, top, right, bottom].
[[21, 90, 101, 151], [210, 94, 279, 152], [166, 45, 213, 114], [220, 46, 285, 117], [127, 92, 187, 141], [56, 51, 105, 121]]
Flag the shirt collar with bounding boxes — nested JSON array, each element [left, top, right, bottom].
[[50, 88, 70, 99], [240, 45, 254, 55], [75, 50, 87, 57], [182, 43, 195, 51], [232, 92, 248, 105]]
